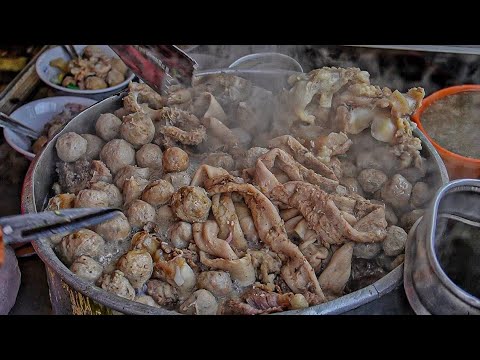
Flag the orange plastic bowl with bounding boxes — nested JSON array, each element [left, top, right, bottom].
[[412, 85, 480, 179]]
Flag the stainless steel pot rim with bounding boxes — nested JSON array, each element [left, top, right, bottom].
[[426, 178, 480, 308], [403, 217, 431, 315], [228, 52, 304, 73]]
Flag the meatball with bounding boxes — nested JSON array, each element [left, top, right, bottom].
[[171, 186, 212, 223], [383, 226, 408, 256], [93, 212, 131, 242], [179, 289, 218, 315], [131, 231, 160, 256], [55, 132, 87, 162], [162, 171, 191, 191], [168, 222, 193, 249], [83, 45, 104, 59], [163, 147, 189, 173], [146, 279, 178, 307], [381, 174, 412, 209], [74, 189, 109, 208], [90, 160, 113, 183], [141, 180, 175, 207], [358, 169, 388, 194], [400, 209, 425, 233], [117, 249, 153, 289], [197, 271, 233, 298], [114, 165, 151, 189], [85, 76, 107, 90], [95, 113, 122, 142], [80, 134, 105, 160], [46, 193, 75, 210], [100, 139, 136, 174], [340, 177, 364, 196], [90, 182, 122, 208], [136, 143, 163, 169], [134, 295, 160, 308], [127, 200, 156, 228], [58, 229, 105, 265], [106, 69, 125, 87], [70, 255, 103, 283], [100, 270, 135, 300], [121, 112, 155, 148], [111, 58, 128, 76], [203, 152, 235, 171], [410, 182, 431, 208], [236, 147, 268, 169], [353, 243, 382, 260], [155, 205, 177, 233]]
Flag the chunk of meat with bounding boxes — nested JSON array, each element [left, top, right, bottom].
[[153, 256, 196, 298], [199, 251, 255, 287], [249, 249, 282, 285], [179, 289, 218, 315], [122, 177, 149, 207], [265, 178, 387, 244], [255, 147, 339, 192], [211, 193, 247, 251], [268, 135, 338, 180], [90, 160, 113, 184], [314, 132, 353, 163], [205, 180, 325, 301], [192, 92, 227, 122], [318, 242, 354, 296], [192, 221, 238, 260], [114, 165, 151, 189], [285, 67, 369, 124], [233, 201, 259, 243]]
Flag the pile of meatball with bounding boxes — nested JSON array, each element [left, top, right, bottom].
[[47, 70, 436, 315]]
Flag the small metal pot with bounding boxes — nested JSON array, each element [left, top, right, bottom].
[[404, 179, 480, 315]]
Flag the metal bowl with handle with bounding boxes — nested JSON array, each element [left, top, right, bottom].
[[21, 70, 449, 315]]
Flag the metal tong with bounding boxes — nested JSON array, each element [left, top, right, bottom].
[[109, 45, 198, 95], [61, 45, 80, 60], [0, 207, 122, 266], [0, 112, 41, 139]]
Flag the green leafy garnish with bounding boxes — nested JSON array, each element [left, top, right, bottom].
[[66, 84, 79, 89]]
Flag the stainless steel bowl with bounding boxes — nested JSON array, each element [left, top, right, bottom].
[[21, 73, 449, 315], [405, 179, 480, 315]]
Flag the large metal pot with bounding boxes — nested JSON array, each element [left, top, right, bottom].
[[21, 75, 449, 315]]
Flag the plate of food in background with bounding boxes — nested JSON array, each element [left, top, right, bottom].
[[3, 96, 96, 160], [35, 45, 135, 99]]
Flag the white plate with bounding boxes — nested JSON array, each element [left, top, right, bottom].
[[36, 45, 135, 98], [4, 96, 96, 160]]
